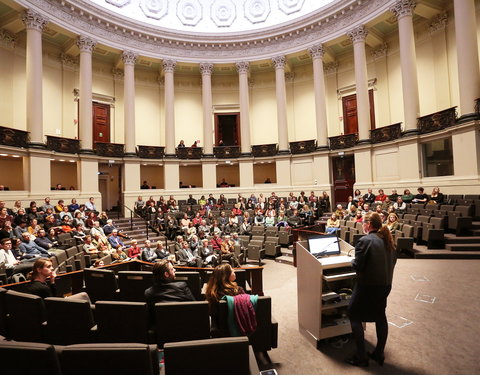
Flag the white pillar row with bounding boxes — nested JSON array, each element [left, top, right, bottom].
[[347, 26, 371, 142], [429, 14, 450, 110], [453, 0, 480, 120], [235, 61, 252, 155], [21, 10, 48, 147], [272, 55, 289, 152], [200, 62, 214, 156], [163, 59, 176, 156], [390, 0, 420, 134], [76, 36, 96, 152], [122, 50, 137, 155], [308, 44, 329, 149]]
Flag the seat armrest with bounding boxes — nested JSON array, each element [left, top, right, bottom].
[[270, 316, 278, 349]]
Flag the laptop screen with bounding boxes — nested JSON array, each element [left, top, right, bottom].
[[307, 235, 341, 256]]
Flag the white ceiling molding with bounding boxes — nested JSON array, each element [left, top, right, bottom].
[[15, 0, 397, 63]]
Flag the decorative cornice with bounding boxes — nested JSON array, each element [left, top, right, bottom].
[[21, 9, 49, 32], [122, 50, 138, 65], [0, 29, 16, 49], [347, 25, 368, 43], [390, 0, 416, 20], [308, 44, 325, 59], [272, 55, 286, 69], [429, 13, 447, 35], [371, 42, 388, 60], [162, 59, 177, 73], [17, 0, 394, 63], [199, 62, 214, 75], [324, 61, 339, 75], [235, 61, 250, 74], [76, 35, 97, 53]]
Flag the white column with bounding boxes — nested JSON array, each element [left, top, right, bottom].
[[308, 44, 329, 149], [371, 43, 391, 126], [272, 55, 289, 152], [200, 63, 214, 156], [163, 59, 176, 156], [453, 0, 480, 120], [429, 14, 450, 110], [347, 26, 371, 142], [235, 62, 252, 155], [21, 10, 48, 147], [122, 51, 137, 155], [390, 0, 420, 134], [76, 36, 96, 152]]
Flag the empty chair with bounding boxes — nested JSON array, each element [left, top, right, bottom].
[[44, 297, 95, 345], [0, 339, 61, 375], [95, 301, 151, 343], [174, 271, 202, 301], [57, 343, 159, 375], [117, 271, 153, 302], [247, 242, 265, 265], [58, 232, 75, 248], [83, 268, 119, 303], [264, 237, 281, 257], [5, 290, 46, 342], [163, 337, 259, 375], [278, 228, 293, 246], [339, 226, 351, 244], [234, 269, 248, 291], [216, 296, 278, 354], [421, 222, 445, 249], [65, 246, 78, 258], [155, 301, 210, 347], [395, 224, 414, 256]]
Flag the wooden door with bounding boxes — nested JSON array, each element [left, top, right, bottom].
[[214, 113, 240, 146], [342, 90, 376, 134], [331, 155, 355, 205], [92, 102, 110, 145]]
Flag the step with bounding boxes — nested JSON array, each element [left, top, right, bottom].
[[281, 249, 293, 257], [445, 244, 480, 251], [415, 249, 480, 259], [445, 236, 480, 244], [275, 256, 294, 265]]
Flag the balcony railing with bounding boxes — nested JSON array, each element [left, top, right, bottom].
[[137, 145, 165, 159], [370, 123, 402, 144], [46, 136, 80, 154], [95, 142, 125, 157], [176, 147, 203, 159], [329, 133, 358, 150], [290, 140, 316, 154], [214, 146, 241, 159], [417, 107, 457, 134], [0, 125, 29, 148], [252, 144, 277, 157]]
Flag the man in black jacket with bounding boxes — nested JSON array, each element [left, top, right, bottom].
[[144, 260, 195, 305]]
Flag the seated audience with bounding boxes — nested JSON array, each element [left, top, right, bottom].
[[386, 213, 400, 234], [177, 241, 202, 267], [412, 187, 428, 203], [429, 186, 444, 204], [19, 232, 51, 258], [127, 239, 142, 258], [402, 189, 414, 203], [325, 213, 340, 235], [393, 196, 407, 213], [142, 240, 158, 262], [155, 241, 170, 260]]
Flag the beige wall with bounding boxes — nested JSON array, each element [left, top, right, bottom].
[[50, 160, 77, 190], [216, 164, 240, 187], [179, 165, 202, 187], [253, 163, 276, 184], [0, 157, 23, 190], [140, 165, 165, 189]]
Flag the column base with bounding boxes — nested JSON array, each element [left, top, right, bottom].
[[457, 112, 480, 124], [316, 145, 329, 151], [278, 149, 290, 155], [28, 142, 46, 149], [240, 152, 252, 157], [124, 152, 137, 158], [202, 153, 215, 158], [164, 153, 177, 159], [79, 148, 95, 155], [357, 139, 371, 145], [402, 128, 419, 137]]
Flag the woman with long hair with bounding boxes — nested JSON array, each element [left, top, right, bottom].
[[346, 212, 397, 367], [205, 263, 244, 305]]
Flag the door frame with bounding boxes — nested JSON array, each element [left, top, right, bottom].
[[214, 112, 241, 146]]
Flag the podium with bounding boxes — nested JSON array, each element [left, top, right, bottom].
[[297, 239, 356, 348]]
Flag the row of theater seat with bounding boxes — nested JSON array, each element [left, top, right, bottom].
[[0, 336, 259, 375]]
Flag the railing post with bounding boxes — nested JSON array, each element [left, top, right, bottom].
[[130, 211, 133, 231], [146, 220, 149, 240]]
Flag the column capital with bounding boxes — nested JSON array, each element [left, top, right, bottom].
[[324, 61, 339, 75], [371, 43, 388, 60], [199, 62, 214, 75], [429, 12, 447, 35], [21, 9, 49, 32], [0, 29, 16, 49], [112, 68, 124, 80], [347, 25, 368, 43], [122, 50, 138, 65], [308, 44, 325, 60], [76, 36, 97, 53], [285, 72, 295, 83], [235, 61, 250, 74], [272, 55, 286, 69], [60, 53, 78, 68], [163, 59, 177, 73], [390, 0, 416, 20]]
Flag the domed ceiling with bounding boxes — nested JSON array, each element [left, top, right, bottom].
[[89, 0, 338, 34]]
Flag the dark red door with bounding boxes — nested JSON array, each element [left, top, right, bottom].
[[332, 155, 355, 205], [342, 90, 376, 134], [214, 113, 240, 146], [92, 102, 110, 145]]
